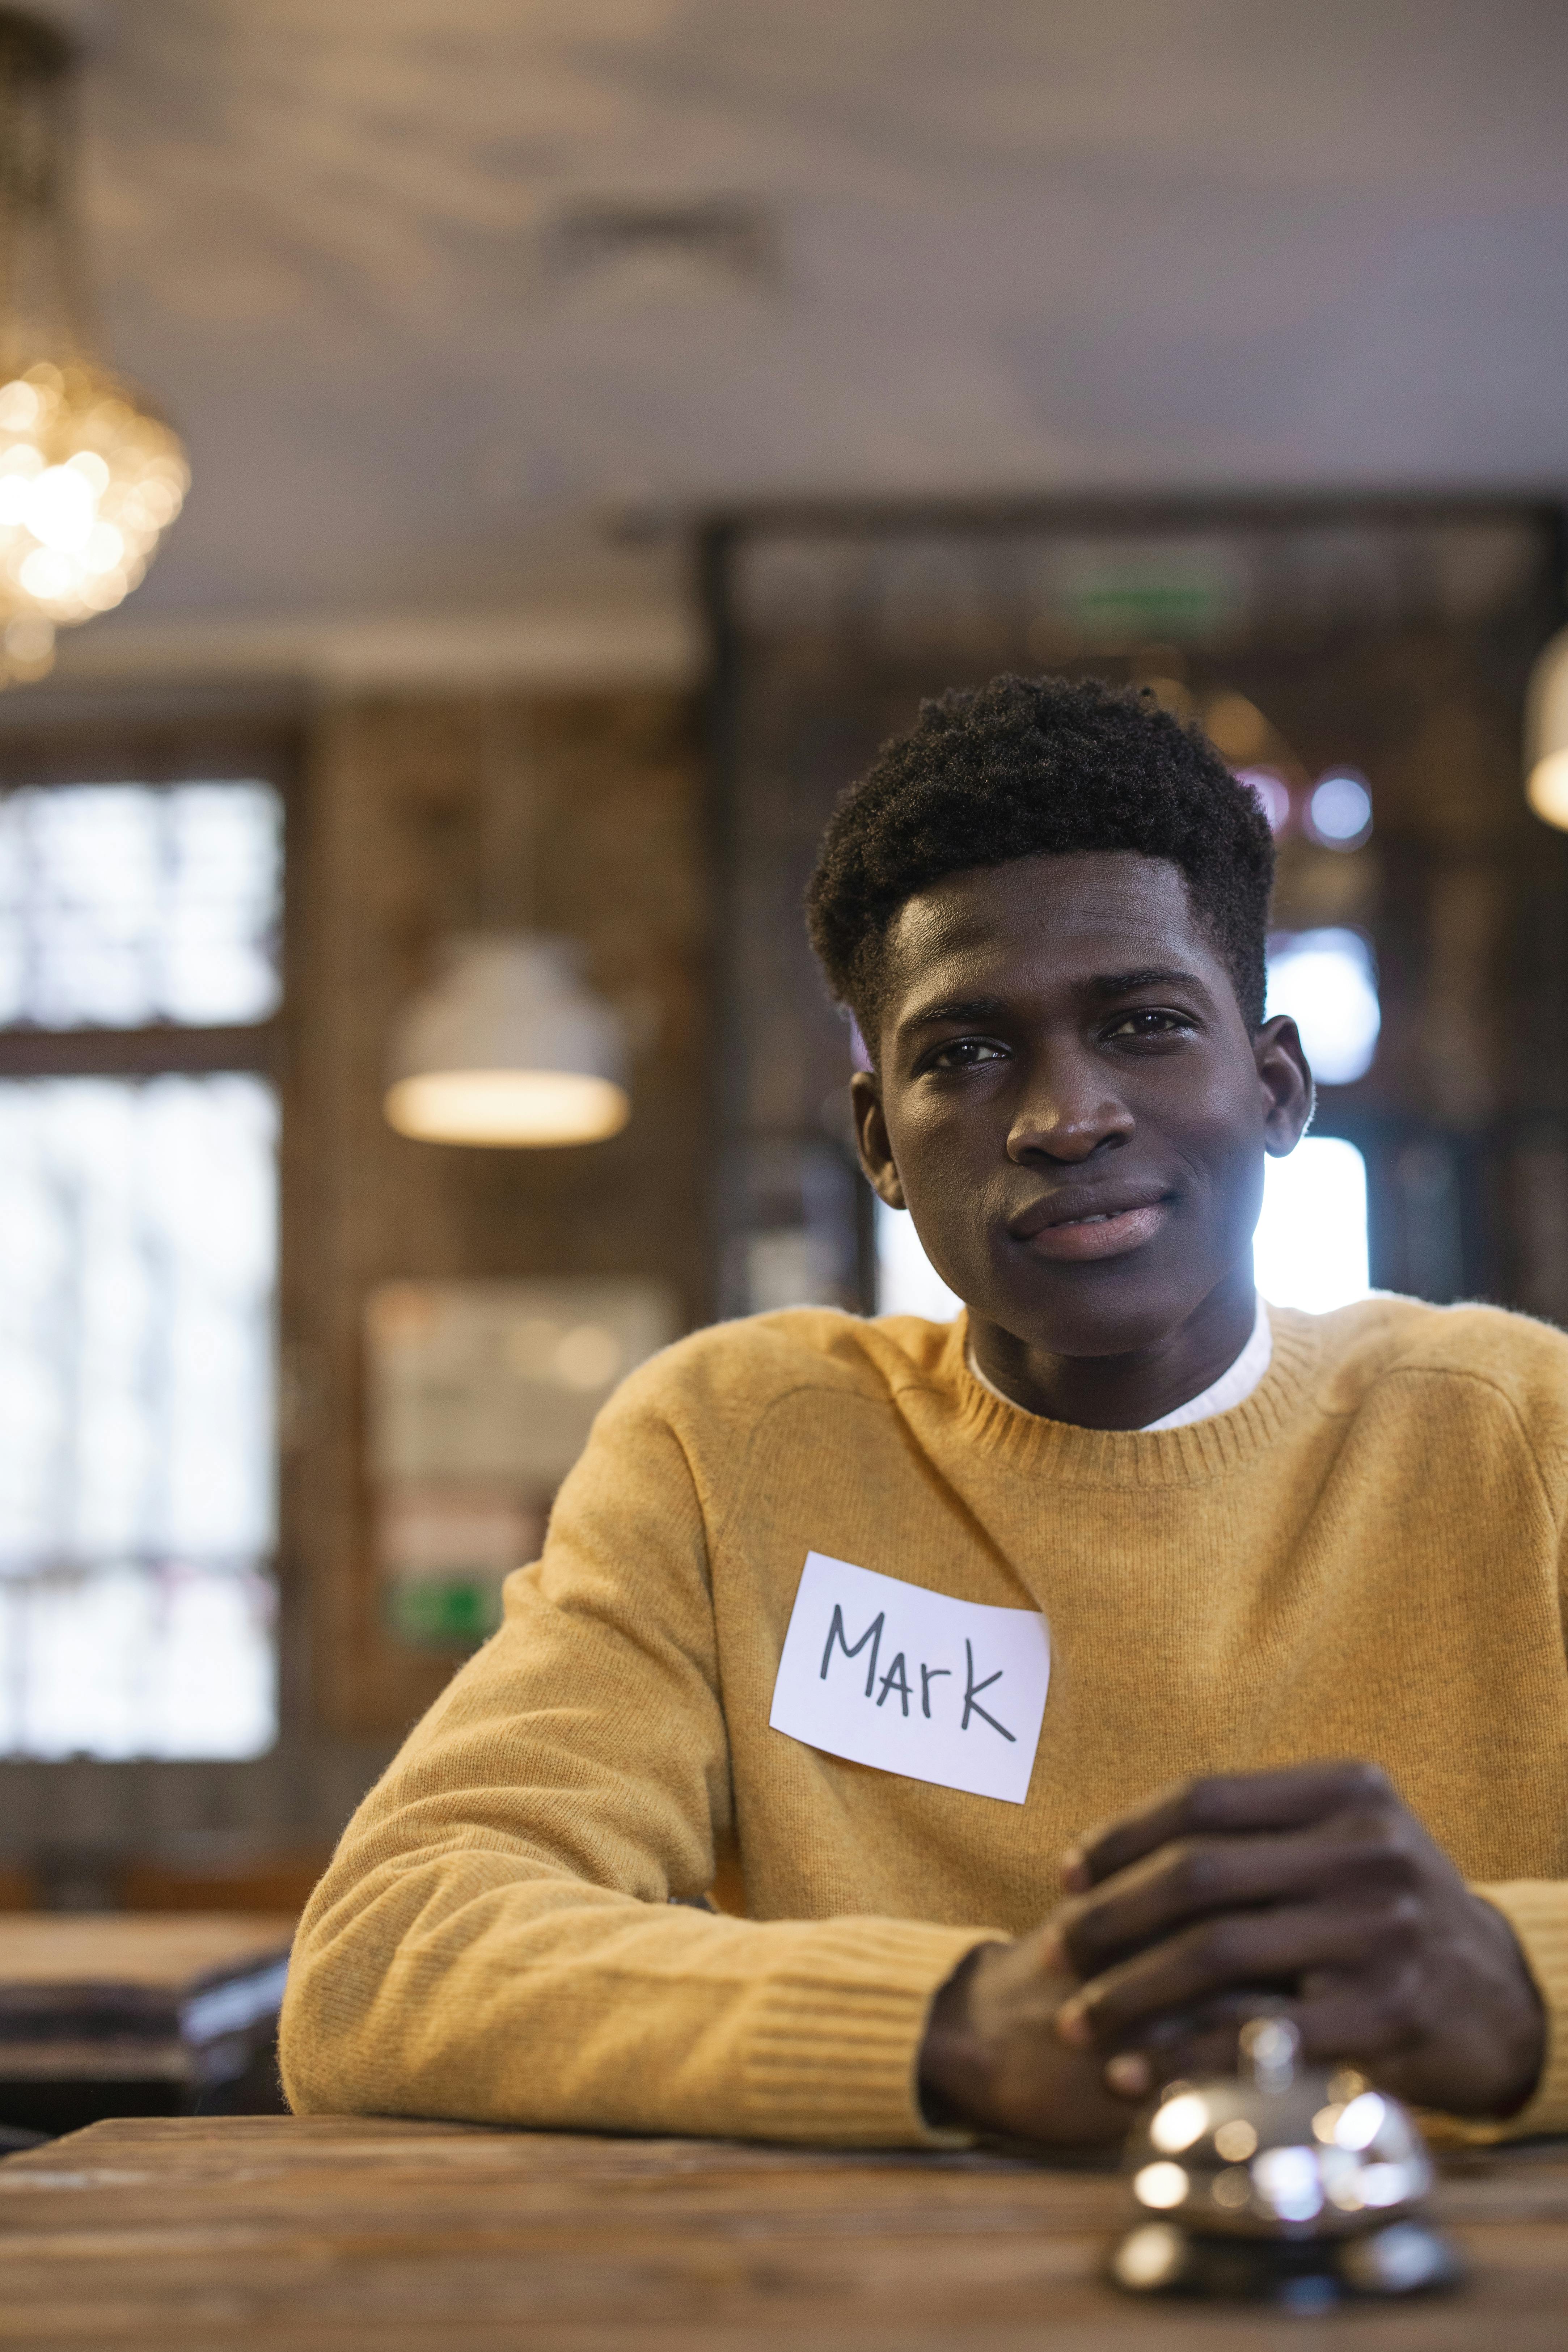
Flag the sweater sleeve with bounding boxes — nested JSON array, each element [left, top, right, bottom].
[[1445, 1393, 1568, 2142], [278, 1370, 987, 2145], [1470, 1883, 1568, 2136]]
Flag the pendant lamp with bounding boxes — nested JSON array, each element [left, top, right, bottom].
[[1526, 625, 1568, 830], [385, 933, 630, 1147], [0, 10, 189, 688], [384, 706, 632, 1149]]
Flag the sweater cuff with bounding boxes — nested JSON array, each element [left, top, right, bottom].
[[1423, 1883, 1568, 2145], [740, 1918, 997, 2146], [1474, 1882, 1568, 2136]]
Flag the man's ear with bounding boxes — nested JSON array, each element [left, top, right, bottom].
[[1254, 1014, 1315, 1157], [849, 1069, 907, 1208]]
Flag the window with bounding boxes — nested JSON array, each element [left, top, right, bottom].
[[875, 1198, 961, 1321], [1253, 1136, 1371, 1315], [0, 779, 283, 1759], [0, 784, 281, 1028]]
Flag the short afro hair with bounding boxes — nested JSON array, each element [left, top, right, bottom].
[[805, 672, 1274, 1049]]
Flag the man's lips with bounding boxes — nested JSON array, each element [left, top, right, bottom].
[[1009, 1190, 1175, 1263]]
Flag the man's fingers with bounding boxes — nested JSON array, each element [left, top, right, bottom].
[[1291, 1982, 1419, 2072], [1055, 1815, 1419, 1977], [1061, 1760, 1396, 1891], [1055, 1901, 1415, 2049], [1132, 2016, 1266, 2086], [1139, 1985, 1420, 2087]]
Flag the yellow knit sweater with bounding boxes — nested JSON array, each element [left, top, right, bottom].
[[282, 1297, 1568, 2144]]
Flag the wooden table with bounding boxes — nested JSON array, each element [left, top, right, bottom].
[[0, 1916, 295, 2136], [0, 2115, 1566, 2348]]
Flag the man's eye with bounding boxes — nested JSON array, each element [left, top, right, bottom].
[[929, 1038, 1008, 1069], [1104, 1009, 1194, 1040]]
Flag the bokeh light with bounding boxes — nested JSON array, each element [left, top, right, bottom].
[[0, 359, 189, 688], [384, 1068, 631, 1148], [1133, 2161, 1191, 2210], [1267, 928, 1381, 1085], [1306, 770, 1373, 848], [1237, 766, 1291, 834], [1527, 746, 1568, 828]]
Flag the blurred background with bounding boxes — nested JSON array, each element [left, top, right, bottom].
[[0, 0, 1565, 2126]]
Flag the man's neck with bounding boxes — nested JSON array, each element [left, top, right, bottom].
[[966, 1263, 1261, 1431]]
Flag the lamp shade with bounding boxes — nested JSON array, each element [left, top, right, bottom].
[[385, 934, 630, 1147], [1526, 625, 1568, 830]]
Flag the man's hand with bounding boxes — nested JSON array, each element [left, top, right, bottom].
[[918, 1760, 1546, 2145], [918, 1931, 1148, 2146], [1048, 1761, 1545, 2119]]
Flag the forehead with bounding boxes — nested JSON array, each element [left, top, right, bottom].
[[882, 851, 1223, 1002]]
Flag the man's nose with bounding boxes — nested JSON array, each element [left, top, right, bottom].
[[1005, 1050, 1134, 1166]]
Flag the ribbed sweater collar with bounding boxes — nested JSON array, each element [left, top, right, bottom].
[[933, 1306, 1323, 1488]]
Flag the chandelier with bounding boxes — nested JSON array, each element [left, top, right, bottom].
[[0, 10, 187, 689]]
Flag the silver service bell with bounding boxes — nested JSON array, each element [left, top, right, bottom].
[[1108, 2015, 1462, 2307]]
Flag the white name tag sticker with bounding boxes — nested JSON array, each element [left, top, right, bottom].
[[769, 1551, 1050, 1805]]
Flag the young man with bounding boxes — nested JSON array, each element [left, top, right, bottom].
[[282, 675, 1567, 2148]]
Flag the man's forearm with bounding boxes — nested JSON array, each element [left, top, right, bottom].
[[284, 1842, 988, 2146]]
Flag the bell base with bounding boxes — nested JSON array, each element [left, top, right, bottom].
[[1108, 2218, 1463, 2306]]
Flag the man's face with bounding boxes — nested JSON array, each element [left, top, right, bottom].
[[851, 851, 1312, 1363]]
